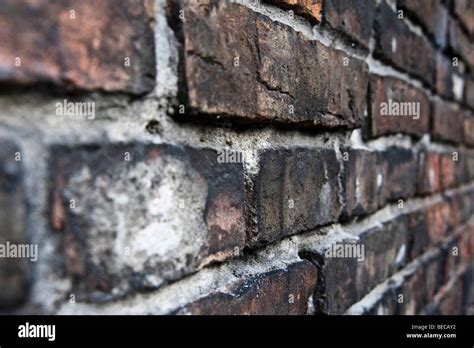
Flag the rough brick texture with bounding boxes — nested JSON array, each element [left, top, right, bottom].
[[0, 0, 156, 94], [0, 0, 473, 317]]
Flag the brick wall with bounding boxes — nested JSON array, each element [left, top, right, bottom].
[[0, 0, 473, 315]]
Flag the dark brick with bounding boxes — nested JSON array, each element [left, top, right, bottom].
[[374, 3, 436, 86], [0, 0, 155, 94], [264, 0, 322, 23], [177, 261, 317, 315], [465, 78, 474, 109], [417, 150, 441, 194], [464, 112, 474, 146], [447, 17, 474, 70], [436, 53, 455, 100], [397, 0, 447, 48], [0, 140, 29, 308], [453, 0, 474, 38], [50, 143, 246, 301], [432, 99, 464, 143], [252, 147, 342, 245], [368, 75, 430, 138], [437, 276, 464, 315], [315, 216, 408, 314], [172, 0, 368, 128], [378, 147, 417, 201], [323, 0, 376, 48], [406, 210, 430, 261], [341, 149, 378, 218]]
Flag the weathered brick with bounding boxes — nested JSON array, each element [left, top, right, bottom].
[[323, 0, 376, 48], [172, 0, 368, 128], [0, 0, 155, 94], [465, 78, 474, 109], [252, 147, 342, 245], [436, 53, 455, 100], [437, 276, 464, 315], [377, 147, 417, 201], [416, 150, 441, 195], [264, 0, 322, 23], [374, 3, 436, 87], [464, 112, 474, 146], [341, 149, 378, 218], [439, 151, 466, 189], [176, 261, 317, 315], [432, 99, 464, 143], [453, 0, 474, 38], [447, 17, 474, 70], [314, 216, 408, 314], [368, 75, 430, 138], [50, 143, 246, 301], [0, 140, 29, 308], [425, 202, 450, 245], [397, 0, 447, 48], [406, 210, 430, 260]]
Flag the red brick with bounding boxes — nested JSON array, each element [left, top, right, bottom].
[[397, 0, 447, 48], [368, 75, 430, 138], [416, 150, 441, 194], [50, 143, 246, 301], [264, 0, 322, 23], [323, 0, 376, 48], [171, 0, 368, 128], [432, 99, 465, 143], [374, 3, 436, 87], [425, 202, 450, 245], [0, 0, 155, 94], [176, 261, 317, 315]]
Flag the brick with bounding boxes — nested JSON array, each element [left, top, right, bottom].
[[464, 112, 474, 146], [439, 151, 466, 189], [377, 147, 417, 202], [436, 53, 455, 100], [406, 210, 429, 261], [0, 140, 29, 308], [50, 143, 246, 301], [453, 0, 474, 38], [374, 3, 436, 87], [425, 202, 450, 245], [397, 0, 447, 48], [323, 0, 376, 48], [416, 150, 441, 194], [0, 0, 155, 94], [447, 17, 474, 70], [432, 99, 464, 143], [341, 149, 378, 218], [252, 147, 342, 245], [465, 78, 474, 109], [172, 0, 368, 128], [437, 276, 464, 315], [315, 216, 408, 314], [264, 0, 322, 23], [368, 75, 430, 138], [176, 261, 317, 315]]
